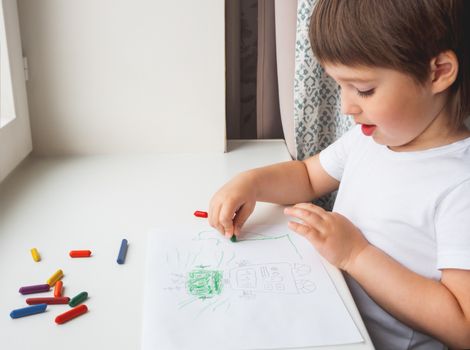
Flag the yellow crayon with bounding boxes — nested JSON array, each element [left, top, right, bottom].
[[47, 269, 64, 286], [30, 248, 41, 262]]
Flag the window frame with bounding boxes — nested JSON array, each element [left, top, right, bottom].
[[0, 0, 18, 128], [0, 0, 32, 183]]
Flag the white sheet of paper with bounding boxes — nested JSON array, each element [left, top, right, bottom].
[[142, 224, 363, 350]]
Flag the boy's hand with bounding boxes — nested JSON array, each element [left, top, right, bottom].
[[208, 173, 257, 238], [284, 203, 369, 271]]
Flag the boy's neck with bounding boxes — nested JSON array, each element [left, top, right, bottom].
[[388, 104, 470, 153]]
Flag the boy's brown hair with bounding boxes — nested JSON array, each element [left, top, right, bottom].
[[309, 0, 470, 130]]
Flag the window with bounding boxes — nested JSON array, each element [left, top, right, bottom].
[[0, 0, 17, 128], [0, 0, 32, 183]]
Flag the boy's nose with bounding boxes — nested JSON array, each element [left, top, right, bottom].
[[340, 90, 361, 116]]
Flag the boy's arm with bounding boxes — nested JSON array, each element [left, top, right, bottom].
[[209, 154, 339, 236], [284, 204, 470, 348], [347, 246, 470, 348], [255, 154, 340, 204]]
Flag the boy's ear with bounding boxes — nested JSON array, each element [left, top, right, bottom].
[[430, 50, 458, 94]]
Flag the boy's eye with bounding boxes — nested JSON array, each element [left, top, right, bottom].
[[356, 88, 375, 98]]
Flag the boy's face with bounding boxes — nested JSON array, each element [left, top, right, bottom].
[[324, 63, 449, 151]]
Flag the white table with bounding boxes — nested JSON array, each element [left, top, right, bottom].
[[0, 140, 374, 350]]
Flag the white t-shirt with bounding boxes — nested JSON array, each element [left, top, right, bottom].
[[319, 125, 470, 349]]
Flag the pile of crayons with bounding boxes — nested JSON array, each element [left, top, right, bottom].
[[10, 239, 128, 324], [12, 267, 89, 324]]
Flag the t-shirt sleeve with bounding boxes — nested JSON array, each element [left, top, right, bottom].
[[319, 125, 361, 181], [435, 178, 470, 270]]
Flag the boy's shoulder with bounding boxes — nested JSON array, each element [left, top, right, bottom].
[[424, 136, 470, 190], [439, 136, 470, 169]]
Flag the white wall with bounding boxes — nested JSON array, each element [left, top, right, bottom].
[[0, 0, 32, 183], [17, 0, 225, 155]]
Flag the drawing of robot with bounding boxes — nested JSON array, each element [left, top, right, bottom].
[[228, 262, 316, 294], [184, 262, 315, 300]]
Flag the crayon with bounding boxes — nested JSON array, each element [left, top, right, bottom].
[[30, 248, 41, 262], [47, 269, 64, 286], [117, 239, 128, 264], [26, 297, 70, 305], [54, 280, 63, 297], [69, 250, 92, 258], [194, 210, 208, 218], [10, 304, 47, 319], [69, 291, 88, 307], [19, 284, 50, 295], [55, 304, 88, 324]]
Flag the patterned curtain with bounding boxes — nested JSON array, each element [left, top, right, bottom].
[[293, 0, 354, 209]]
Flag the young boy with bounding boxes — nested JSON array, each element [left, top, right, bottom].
[[209, 0, 470, 348]]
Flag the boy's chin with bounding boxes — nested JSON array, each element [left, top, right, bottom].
[[372, 134, 400, 149]]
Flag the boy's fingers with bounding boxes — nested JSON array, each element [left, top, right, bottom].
[[208, 202, 217, 225], [219, 202, 238, 237], [284, 206, 323, 227], [220, 219, 234, 238], [233, 202, 255, 236], [208, 202, 226, 236], [287, 221, 322, 244], [293, 203, 326, 217]]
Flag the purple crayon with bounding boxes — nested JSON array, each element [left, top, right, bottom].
[[19, 284, 51, 295]]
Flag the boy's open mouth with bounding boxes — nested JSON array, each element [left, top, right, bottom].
[[361, 124, 376, 136]]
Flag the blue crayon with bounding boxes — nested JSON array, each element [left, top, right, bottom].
[[10, 303, 47, 319], [117, 239, 128, 264]]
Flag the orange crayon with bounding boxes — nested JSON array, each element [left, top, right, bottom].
[[54, 280, 63, 297]]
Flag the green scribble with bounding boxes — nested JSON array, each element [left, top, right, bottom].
[[194, 230, 223, 245], [178, 296, 199, 309], [226, 252, 236, 266], [196, 264, 210, 269], [212, 298, 230, 311], [189, 248, 202, 267], [240, 233, 286, 242], [187, 268, 223, 299], [286, 234, 303, 260], [216, 251, 224, 268], [241, 233, 303, 260], [194, 299, 218, 319]]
